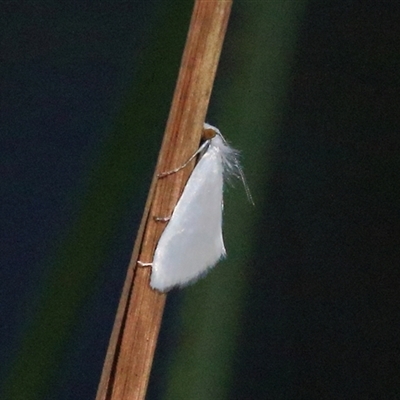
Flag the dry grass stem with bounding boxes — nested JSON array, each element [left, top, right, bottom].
[[96, 1, 232, 399]]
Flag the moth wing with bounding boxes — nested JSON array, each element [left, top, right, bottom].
[[150, 145, 225, 291]]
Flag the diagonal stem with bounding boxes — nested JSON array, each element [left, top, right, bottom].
[[95, 1, 233, 399]]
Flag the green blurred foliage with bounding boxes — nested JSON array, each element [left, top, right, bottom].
[[1, 2, 193, 399], [1, 1, 307, 399], [157, 1, 308, 400]]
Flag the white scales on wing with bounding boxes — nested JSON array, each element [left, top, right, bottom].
[[140, 123, 252, 292]]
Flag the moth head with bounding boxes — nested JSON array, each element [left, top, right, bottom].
[[202, 123, 220, 140]]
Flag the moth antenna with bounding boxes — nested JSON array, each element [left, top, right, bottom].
[[237, 163, 254, 205]]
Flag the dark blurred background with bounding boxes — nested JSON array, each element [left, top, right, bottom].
[[1, 1, 400, 399]]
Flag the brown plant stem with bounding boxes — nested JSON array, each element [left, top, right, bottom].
[[95, 1, 233, 399]]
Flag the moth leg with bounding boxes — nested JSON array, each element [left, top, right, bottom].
[[137, 260, 152, 267], [157, 140, 210, 178]]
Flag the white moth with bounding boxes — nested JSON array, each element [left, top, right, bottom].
[[142, 123, 252, 292]]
